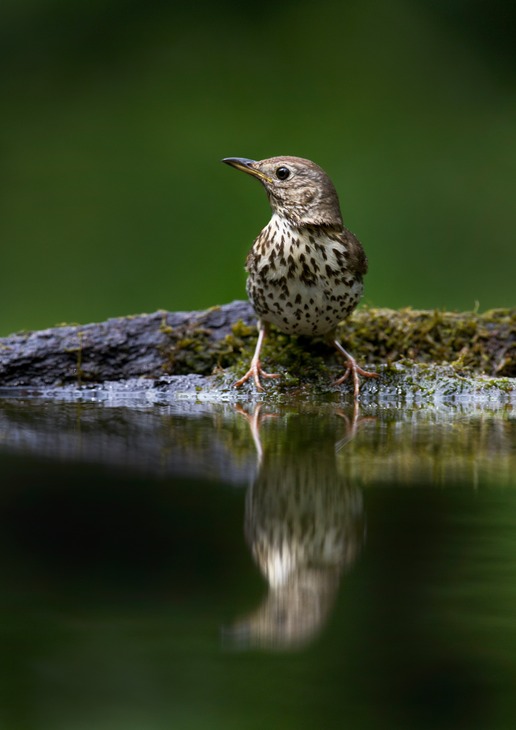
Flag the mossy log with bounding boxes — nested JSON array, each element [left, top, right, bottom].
[[0, 301, 514, 388]]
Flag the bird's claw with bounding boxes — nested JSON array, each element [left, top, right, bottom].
[[334, 358, 378, 398], [234, 360, 280, 391]]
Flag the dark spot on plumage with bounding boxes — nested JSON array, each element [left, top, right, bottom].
[[300, 274, 316, 286]]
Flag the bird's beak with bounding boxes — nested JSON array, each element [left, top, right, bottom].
[[222, 157, 273, 183]]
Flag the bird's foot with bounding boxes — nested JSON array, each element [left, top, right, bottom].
[[334, 352, 378, 398], [234, 359, 280, 391]]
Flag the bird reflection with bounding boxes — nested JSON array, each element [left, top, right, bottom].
[[228, 404, 366, 650]]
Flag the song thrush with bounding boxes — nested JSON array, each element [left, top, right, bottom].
[[222, 156, 377, 397]]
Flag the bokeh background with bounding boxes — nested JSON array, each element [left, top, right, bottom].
[[1, 0, 515, 336]]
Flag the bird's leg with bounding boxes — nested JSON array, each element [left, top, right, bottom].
[[333, 339, 378, 398], [234, 403, 279, 462], [234, 322, 280, 391]]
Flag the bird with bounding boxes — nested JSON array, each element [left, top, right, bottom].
[[222, 155, 378, 397]]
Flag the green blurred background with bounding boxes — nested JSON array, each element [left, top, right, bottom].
[[1, 0, 515, 336]]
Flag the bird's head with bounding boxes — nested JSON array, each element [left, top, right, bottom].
[[222, 155, 343, 228]]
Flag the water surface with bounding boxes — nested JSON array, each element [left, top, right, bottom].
[[0, 396, 515, 729]]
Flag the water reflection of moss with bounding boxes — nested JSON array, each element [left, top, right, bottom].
[[340, 410, 516, 488]]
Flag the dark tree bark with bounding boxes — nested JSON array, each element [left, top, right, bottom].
[[0, 301, 254, 387]]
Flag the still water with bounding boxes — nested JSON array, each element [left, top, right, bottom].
[[0, 395, 515, 729]]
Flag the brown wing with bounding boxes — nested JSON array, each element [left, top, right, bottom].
[[331, 227, 368, 277]]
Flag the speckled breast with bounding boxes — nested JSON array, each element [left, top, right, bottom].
[[245, 220, 364, 336]]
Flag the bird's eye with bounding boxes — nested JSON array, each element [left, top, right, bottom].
[[275, 166, 290, 181]]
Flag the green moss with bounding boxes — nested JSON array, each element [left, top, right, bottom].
[[159, 318, 258, 377], [64, 329, 86, 385], [156, 306, 515, 397], [372, 360, 514, 400], [340, 306, 515, 377], [159, 311, 174, 336], [230, 320, 254, 338]]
